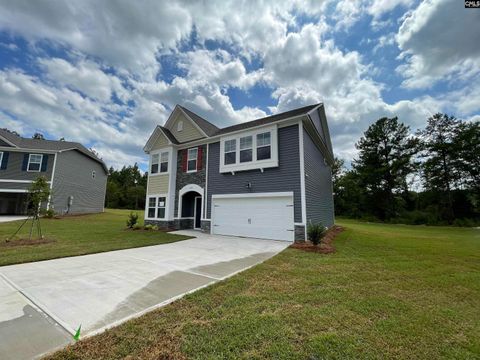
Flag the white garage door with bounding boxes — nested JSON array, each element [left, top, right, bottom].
[[211, 192, 295, 241]]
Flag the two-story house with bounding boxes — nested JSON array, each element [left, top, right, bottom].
[[143, 103, 334, 242], [0, 129, 108, 215]]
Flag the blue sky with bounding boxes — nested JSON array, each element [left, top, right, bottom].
[[0, 0, 478, 170]]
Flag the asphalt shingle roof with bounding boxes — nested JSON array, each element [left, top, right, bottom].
[[178, 105, 220, 137], [0, 128, 108, 172]]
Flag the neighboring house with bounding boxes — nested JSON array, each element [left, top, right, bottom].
[[0, 129, 108, 215], [143, 103, 334, 242]]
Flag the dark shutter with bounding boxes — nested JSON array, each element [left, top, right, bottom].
[[182, 149, 188, 172], [197, 146, 203, 171], [0, 152, 9, 170], [22, 154, 29, 171], [41, 155, 48, 172]]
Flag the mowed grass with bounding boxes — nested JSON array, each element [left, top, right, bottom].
[[47, 220, 480, 359], [0, 209, 190, 266]]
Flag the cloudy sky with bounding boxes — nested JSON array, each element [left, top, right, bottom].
[[0, 0, 478, 170]]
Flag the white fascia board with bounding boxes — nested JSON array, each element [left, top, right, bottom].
[[0, 189, 28, 193], [212, 192, 294, 199], [0, 146, 57, 154], [298, 122, 307, 226]]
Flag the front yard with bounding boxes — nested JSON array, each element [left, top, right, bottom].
[[47, 220, 480, 359], [0, 209, 190, 266]]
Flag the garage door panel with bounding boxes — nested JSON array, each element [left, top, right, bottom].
[[212, 194, 294, 241]]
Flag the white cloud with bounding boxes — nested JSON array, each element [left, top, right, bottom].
[[396, 0, 480, 88]]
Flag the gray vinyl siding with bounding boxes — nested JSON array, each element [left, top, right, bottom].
[[303, 128, 334, 227], [0, 182, 31, 191], [207, 124, 302, 222], [50, 150, 107, 214], [0, 151, 53, 180]]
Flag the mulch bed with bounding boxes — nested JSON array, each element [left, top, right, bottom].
[[1, 237, 56, 247], [290, 225, 344, 254]]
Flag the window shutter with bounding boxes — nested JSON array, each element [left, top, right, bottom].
[[22, 154, 29, 171], [182, 149, 188, 172], [197, 146, 203, 171], [41, 155, 48, 172], [0, 152, 8, 170]]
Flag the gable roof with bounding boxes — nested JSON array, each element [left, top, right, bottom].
[[0, 129, 108, 172], [178, 106, 219, 137], [215, 103, 321, 136]]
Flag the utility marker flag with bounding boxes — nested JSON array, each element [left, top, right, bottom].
[[73, 325, 81, 341]]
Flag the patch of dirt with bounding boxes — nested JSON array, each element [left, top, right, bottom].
[[290, 225, 344, 254], [1, 237, 55, 247]]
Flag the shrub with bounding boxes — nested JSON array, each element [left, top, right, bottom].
[[126, 212, 139, 229], [144, 224, 153, 231], [152, 225, 159, 231], [40, 208, 55, 218], [132, 223, 142, 230], [307, 223, 328, 245]]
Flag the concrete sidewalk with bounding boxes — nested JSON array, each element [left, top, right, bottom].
[[0, 231, 289, 359], [0, 216, 28, 223]]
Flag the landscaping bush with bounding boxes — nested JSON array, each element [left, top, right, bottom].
[[126, 212, 139, 229], [132, 223, 142, 230], [40, 208, 56, 218], [152, 225, 159, 231], [307, 223, 327, 245], [144, 224, 153, 231]]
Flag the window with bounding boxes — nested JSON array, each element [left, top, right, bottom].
[[187, 148, 198, 172], [224, 139, 236, 165], [148, 197, 156, 218], [147, 196, 166, 219], [92, 170, 96, 179], [256, 132, 271, 160], [177, 120, 183, 132], [240, 136, 252, 163], [0, 152, 3, 165], [160, 152, 169, 173], [27, 154, 43, 172], [157, 197, 166, 218], [151, 154, 159, 174]]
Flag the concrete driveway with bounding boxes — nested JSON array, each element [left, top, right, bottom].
[[0, 230, 289, 359], [0, 215, 28, 223]]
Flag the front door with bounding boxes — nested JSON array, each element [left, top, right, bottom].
[[194, 197, 202, 229]]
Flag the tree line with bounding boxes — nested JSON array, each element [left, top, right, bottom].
[[334, 114, 479, 226], [105, 164, 147, 210]]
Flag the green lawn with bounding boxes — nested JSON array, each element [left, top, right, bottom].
[[47, 219, 480, 359], [0, 209, 190, 266]]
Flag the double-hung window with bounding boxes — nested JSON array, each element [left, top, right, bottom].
[[187, 148, 198, 172], [224, 139, 236, 165], [27, 154, 43, 172], [240, 136, 252, 163], [148, 196, 166, 219], [160, 152, 169, 173], [151, 154, 159, 174], [256, 132, 271, 160]]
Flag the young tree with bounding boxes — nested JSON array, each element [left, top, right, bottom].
[[417, 113, 461, 223], [353, 117, 418, 220]]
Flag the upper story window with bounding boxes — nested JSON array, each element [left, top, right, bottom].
[[240, 136, 253, 163], [224, 139, 236, 165], [27, 154, 43, 172], [256, 132, 271, 160], [151, 154, 159, 174], [187, 148, 198, 172], [177, 120, 183, 132], [151, 151, 169, 175], [219, 125, 278, 173]]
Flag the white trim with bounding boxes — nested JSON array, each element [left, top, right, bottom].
[[145, 193, 168, 220], [194, 196, 202, 229], [0, 134, 17, 147], [294, 222, 306, 226], [0, 189, 28, 193], [27, 153, 43, 172], [219, 125, 279, 173], [47, 153, 57, 210], [204, 143, 209, 220], [186, 147, 198, 173], [212, 191, 294, 199], [0, 151, 3, 167], [143, 126, 173, 153], [298, 122, 307, 239], [149, 148, 171, 176], [0, 179, 51, 183], [0, 146, 56, 154], [178, 184, 204, 219]]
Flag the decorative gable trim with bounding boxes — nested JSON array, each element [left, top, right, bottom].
[[164, 105, 208, 138]]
